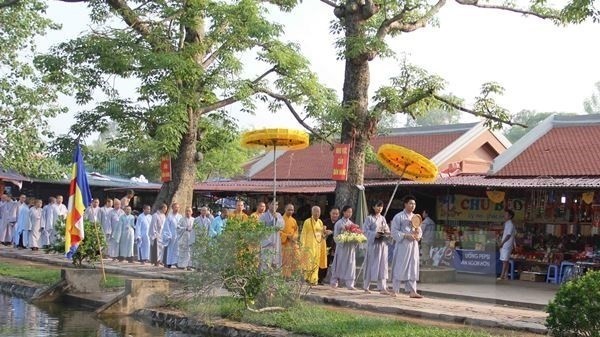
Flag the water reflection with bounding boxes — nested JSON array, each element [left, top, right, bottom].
[[0, 293, 196, 337]]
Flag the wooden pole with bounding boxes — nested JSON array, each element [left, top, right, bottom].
[[93, 222, 107, 283]]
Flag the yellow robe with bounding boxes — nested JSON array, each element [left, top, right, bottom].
[[281, 214, 299, 277], [300, 217, 327, 284], [250, 211, 263, 220], [231, 211, 248, 221]]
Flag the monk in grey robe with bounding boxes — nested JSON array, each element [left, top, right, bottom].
[[259, 200, 284, 270], [40, 197, 57, 247], [390, 195, 423, 298], [113, 206, 135, 262], [150, 204, 167, 266], [0, 195, 18, 245], [135, 205, 152, 263], [177, 206, 195, 269], [107, 199, 124, 260], [162, 203, 182, 268], [330, 206, 358, 290], [363, 200, 390, 294]]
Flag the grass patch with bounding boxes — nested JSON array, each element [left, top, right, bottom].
[[0, 262, 124, 288], [0, 262, 60, 285], [178, 297, 523, 337]]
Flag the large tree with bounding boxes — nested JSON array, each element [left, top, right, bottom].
[[316, 0, 596, 208], [36, 0, 335, 208], [584, 81, 600, 114], [0, 0, 65, 178]]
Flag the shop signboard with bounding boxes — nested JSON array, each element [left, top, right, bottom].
[[453, 249, 497, 274], [160, 156, 172, 183], [437, 194, 525, 222]]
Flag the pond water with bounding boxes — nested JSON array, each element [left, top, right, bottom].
[[0, 293, 198, 337]]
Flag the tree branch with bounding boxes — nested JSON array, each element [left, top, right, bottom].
[[376, 0, 446, 40], [433, 94, 527, 127], [106, 0, 153, 40], [256, 88, 334, 147], [0, 0, 19, 8], [198, 67, 277, 114], [202, 42, 228, 69], [455, 0, 561, 20], [319, 0, 337, 8]]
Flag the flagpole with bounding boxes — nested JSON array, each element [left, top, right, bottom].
[[93, 222, 107, 282]]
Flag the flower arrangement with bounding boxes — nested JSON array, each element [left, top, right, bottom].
[[334, 223, 367, 244]]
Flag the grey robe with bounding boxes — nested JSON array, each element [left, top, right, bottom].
[[27, 207, 43, 248], [40, 204, 57, 246], [112, 214, 135, 258], [0, 200, 17, 243], [390, 211, 422, 282], [177, 216, 195, 268], [14, 203, 29, 247], [149, 212, 166, 264], [259, 212, 284, 269], [107, 208, 125, 257], [99, 206, 113, 237], [163, 213, 183, 266], [330, 217, 357, 283], [363, 214, 390, 283], [135, 213, 152, 260]]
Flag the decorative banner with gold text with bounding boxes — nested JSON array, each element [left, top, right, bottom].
[[437, 194, 525, 222]]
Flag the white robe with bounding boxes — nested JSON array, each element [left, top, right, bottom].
[[0, 200, 17, 243], [163, 213, 182, 266], [177, 216, 195, 268], [259, 212, 284, 269], [107, 208, 125, 258], [363, 214, 390, 284], [27, 207, 43, 248], [135, 213, 152, 261], [112, 214, 135, 258], [390, 211, 422, 282]]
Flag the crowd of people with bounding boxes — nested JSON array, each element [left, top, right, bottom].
[[0, 190, 439, 298]]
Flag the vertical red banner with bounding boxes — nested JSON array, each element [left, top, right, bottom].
[[160, 156, 172, 182], [332, 144, 350, 181]]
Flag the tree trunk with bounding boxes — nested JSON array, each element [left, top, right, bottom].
[[334, 11, 373, 210], [153, 109, 199, 210]]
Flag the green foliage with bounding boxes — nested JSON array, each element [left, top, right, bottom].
[[188, 217, 307, 310], [546, 270, 600, 337], [46, 219, 106, 268], [503, 110, 552, 143], [0, 0, 66, 178], [405, 108, 461, 127]]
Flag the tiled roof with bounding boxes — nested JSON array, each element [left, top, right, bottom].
[[0, 168, 31, 182], [194, 180, 336, 194], [494, 117, 600, 177], [365, 176, 600, 188], [250, 131, 466, 180]]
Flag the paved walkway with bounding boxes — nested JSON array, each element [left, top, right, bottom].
[[0, 245, 555, 334]]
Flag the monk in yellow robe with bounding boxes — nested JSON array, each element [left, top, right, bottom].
[[300, 206, 328, 285], [281, 204, 299, 277], [250, 202, 266, 220], [231, 200, 248, 221]]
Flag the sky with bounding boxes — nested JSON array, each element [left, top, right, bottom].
[[42, 1, 600, 138]]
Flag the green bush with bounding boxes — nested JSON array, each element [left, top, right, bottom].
[[546, 270, 600, 337], [187, 217, 308, 311], [46, 219, 106, 267]]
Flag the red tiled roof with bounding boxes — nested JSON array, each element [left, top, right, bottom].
[[495, 125, 600, 177], [365, 176, 600, 188], [250, 132, 465, 180], [194, 180, 336, 194]]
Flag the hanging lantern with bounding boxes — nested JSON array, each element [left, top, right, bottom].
[[486, 190, 505, 204]]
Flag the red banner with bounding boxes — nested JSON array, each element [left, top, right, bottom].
[[160, 156, 172, 183], [332, 144, 350, 181]]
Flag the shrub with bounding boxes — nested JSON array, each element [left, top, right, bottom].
[[546, 270, 600, 337], [187, 217, 308, 312], [46, 219, 106, 267]]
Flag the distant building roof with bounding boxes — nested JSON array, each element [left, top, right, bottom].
[[247, 122, 507, 181], [0, 168, 31, 183], [33, 171, 162, 190], [490, 114, 600, 177]]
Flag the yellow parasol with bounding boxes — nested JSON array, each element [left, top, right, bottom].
[[376, 144, 439, 216], [241, 128, 310, 202]]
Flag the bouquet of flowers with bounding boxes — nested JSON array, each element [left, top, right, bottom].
[[334, 223, 367, 244]]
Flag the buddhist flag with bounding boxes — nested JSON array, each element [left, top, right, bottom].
[[65, 143, 92, 253]]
